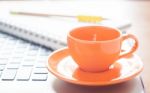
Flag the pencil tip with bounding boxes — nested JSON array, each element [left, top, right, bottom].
[[10, 11, 18, 15]]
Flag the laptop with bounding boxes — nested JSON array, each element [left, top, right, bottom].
[[0, 30, 145, 93], [0, 1, 145, 92]]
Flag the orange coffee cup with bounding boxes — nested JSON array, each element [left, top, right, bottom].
[[67, 26, 138, 72]]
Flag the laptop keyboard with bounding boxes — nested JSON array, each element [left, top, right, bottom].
[[0, 32, 52, 81]]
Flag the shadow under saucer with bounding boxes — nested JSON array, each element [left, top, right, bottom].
[[52, 77, 144, 93]]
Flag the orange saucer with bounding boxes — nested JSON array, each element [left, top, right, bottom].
[[47, 47, 143, 86]]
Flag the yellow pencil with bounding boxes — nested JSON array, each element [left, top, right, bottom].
[[10, 11, 107, 23]]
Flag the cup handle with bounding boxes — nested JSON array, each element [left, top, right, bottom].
[[119, 34, 139, 59]]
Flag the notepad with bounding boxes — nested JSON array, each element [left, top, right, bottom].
[[0, 4, 131, 50]]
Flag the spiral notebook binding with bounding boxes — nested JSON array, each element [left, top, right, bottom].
[[0, 21, 66, 50]]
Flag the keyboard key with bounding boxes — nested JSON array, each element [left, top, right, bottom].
[[0, 65, 6, 71], [6, 41, 17, 45], [7, 37, 18, 41], [37, 58, 47, 63], [16, 43, 29, 49], [39, 52, 50, 56], [7, 40, 18, 45], [29, 44, 40, 50], [39, 49, 51, 56], [11, 57, 22, 64], [33, 68, 48, 74], [3, 45, 15, 50], [0, 33, 9, 38], [22, 62, 34, 66], [35, 63, 46, 68], [0, 58, 8, 65], [7, 64, 20, 69], [32, 74, 48, 81], [0, 71, 2, 77], [1, 69, 17, 81], [27, 50, 38, 56], [16, 67, 32, 81], [1, 50, 12, 55], [12, 53, 25, 58], [23, 58, 35, 62], [0, 54, 11, 59], [37, 56, 48, 62], [14, 49, 26, 54], [22, 59, 35, 66]]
